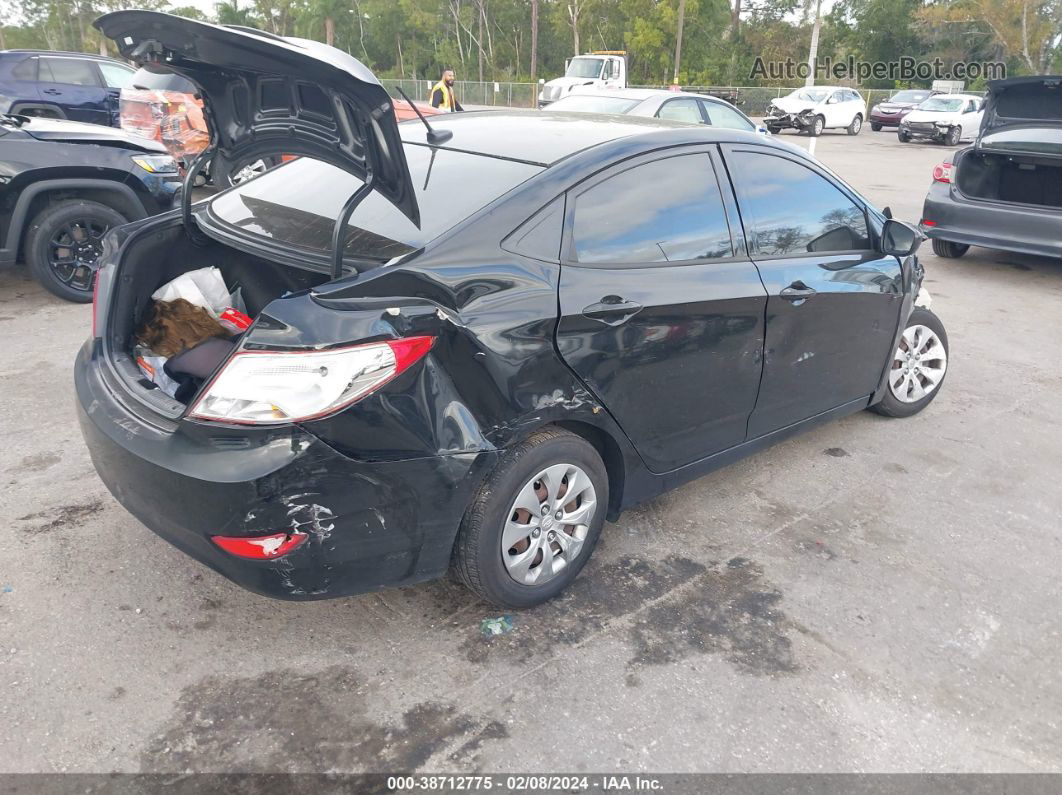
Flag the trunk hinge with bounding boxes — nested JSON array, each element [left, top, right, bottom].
[[330, 168, 375, 280], [181, 143, 216, 245]]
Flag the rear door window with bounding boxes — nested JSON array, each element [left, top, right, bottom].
[[728, 150, 870, 256], [39, 58, 101, 86], [11, 57, 37, 80], [656, 99, 703, 124], [98, 62, 135, 89], [570, 153, 733, 264]]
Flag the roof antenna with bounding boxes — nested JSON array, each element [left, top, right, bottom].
[[395, 87, 453, 145]]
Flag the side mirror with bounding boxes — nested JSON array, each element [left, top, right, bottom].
[[881, 219, 924, 257]]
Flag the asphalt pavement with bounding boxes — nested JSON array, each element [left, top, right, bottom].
[[1, 126, 1060, 774]]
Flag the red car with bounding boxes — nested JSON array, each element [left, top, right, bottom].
[[868, 89, 938, 131]]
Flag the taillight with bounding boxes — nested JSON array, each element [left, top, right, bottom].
[[189, 336, 435, 425], [932, 161, 953, 183], [212, 531, 307, 559]]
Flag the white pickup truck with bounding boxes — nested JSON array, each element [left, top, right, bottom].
[[538, 52, 627, 107]]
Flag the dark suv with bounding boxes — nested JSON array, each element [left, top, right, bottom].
[[0, 113, 181, 301], [0, 50, 135, 126]]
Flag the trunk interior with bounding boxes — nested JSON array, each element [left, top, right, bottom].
[[957, 150, 1062, 208], [106, 223, 331, 411]]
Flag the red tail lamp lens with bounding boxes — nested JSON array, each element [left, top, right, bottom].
[[212, 531, 308, 559]]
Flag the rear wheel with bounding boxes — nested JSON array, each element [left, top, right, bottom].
[[870, 308, 949, 418], [453, 427, 608, 608], [25, 200, 128, 303], [931, 239, 969, 258], [213, 153, 284, 187], [871, 122, 883, 131], [847, 114, 863, 135], [944, 125, 962, 146]]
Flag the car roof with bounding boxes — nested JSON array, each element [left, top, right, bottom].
[[399, 109, 699, 166], [564, 87, 730, 103], [399, 109, 784, 168], [0, 50, 126, 62]]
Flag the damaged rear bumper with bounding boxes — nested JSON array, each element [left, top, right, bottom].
[[75, 340, 497, 600]]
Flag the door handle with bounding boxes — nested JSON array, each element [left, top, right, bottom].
[[582, 296, 643, 325], [42, 88, 62, 95], [779, 281, 816, 302]]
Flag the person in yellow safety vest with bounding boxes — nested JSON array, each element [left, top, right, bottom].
[[430, 70, 464, 112]]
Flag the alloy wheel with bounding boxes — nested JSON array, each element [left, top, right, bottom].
[[48, 219, 108, 292], [888, 324, 948, 403], [229, 158, 271, 185], [502, 463, 598, 586]]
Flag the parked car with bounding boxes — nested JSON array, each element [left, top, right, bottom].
[[545, 88, 768, 134], [81, 11, 945, 608], [0, 113, 180, 301], [898, 93, 984, 145], [765, 86, 866, 136], [868, 89, 936, 131], [0, 50, 135, 126], [919, 76, 1062, 260]]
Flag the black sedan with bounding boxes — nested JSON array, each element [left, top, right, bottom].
[[78, 12, 947, 608]]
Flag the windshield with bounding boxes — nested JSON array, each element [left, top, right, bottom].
[[209, 146, 543, 265], [794, 88, 829, 103], [891, 90, 930, 104], [981, 128, 1062, 156], [548, 95, 640, 114], [919, 97, 964, 112], [566, 58, 605, 79]]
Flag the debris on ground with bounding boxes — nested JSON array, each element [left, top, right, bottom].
[[480, 616, 514, 637]]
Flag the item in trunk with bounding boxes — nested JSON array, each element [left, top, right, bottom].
[[136, 298, 231, 358], [151, 266, 234, 317], [134, 345, 182, 398], [164, 337, 238, 403]]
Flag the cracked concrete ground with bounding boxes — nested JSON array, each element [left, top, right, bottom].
[[1, 129, 1060, 774]]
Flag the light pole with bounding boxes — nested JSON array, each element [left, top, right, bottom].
[[672, 0, 687, 87]]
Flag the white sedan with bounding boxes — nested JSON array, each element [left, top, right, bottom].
[[898, 94, 985, 146]]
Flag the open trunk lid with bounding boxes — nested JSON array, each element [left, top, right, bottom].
[[94, 10, 420, 229], [976, 76, 1062, 157]]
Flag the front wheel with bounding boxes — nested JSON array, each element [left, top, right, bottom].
[[24, 199, 128, 303], [452, 427, 608, 608], [808, 115, 825, 137], [871, 122, 883, 131], [847, 114, 863, 135], [766, 124, 781, 135], [870, 307, 949, 418], [944, 125, 962, 146], [931, 239, 969, 258], [897, 129, 912, 143]]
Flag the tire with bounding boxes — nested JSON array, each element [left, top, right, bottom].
[[213, 153, 283, 187], [766, 125, 781, 135], [897, 129, 911, 143], [847, 114, 863, 135], [870, 122, 882, 131], [452, 427, 609, 608], [808, 115, 825, 137], [944, 125, 961, 146], [870, 307, 949, 418], [25, 199, 128, 303], [931, 238, 969, 258]]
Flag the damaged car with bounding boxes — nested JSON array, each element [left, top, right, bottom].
[[920, 76, 1062, 260], [898, 93, 983, 145], [78, 12, 947, 608], [765, 86, 866, 136]]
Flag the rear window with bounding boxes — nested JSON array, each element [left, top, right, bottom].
[[549, 95, 641, 114], [208, 145, 543, 262]]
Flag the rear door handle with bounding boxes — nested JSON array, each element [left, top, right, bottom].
[[582, 296, 643, 325], [42, 88, 62, 95], [779, 281, 816, 302]]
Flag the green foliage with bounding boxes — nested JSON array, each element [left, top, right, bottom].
[[2, 0, 1058, 87]]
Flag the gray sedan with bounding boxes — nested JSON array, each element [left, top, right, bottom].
[[545, 88, 768, 134]]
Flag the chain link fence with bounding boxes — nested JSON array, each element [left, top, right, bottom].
[[380, 80, 983, 115]]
